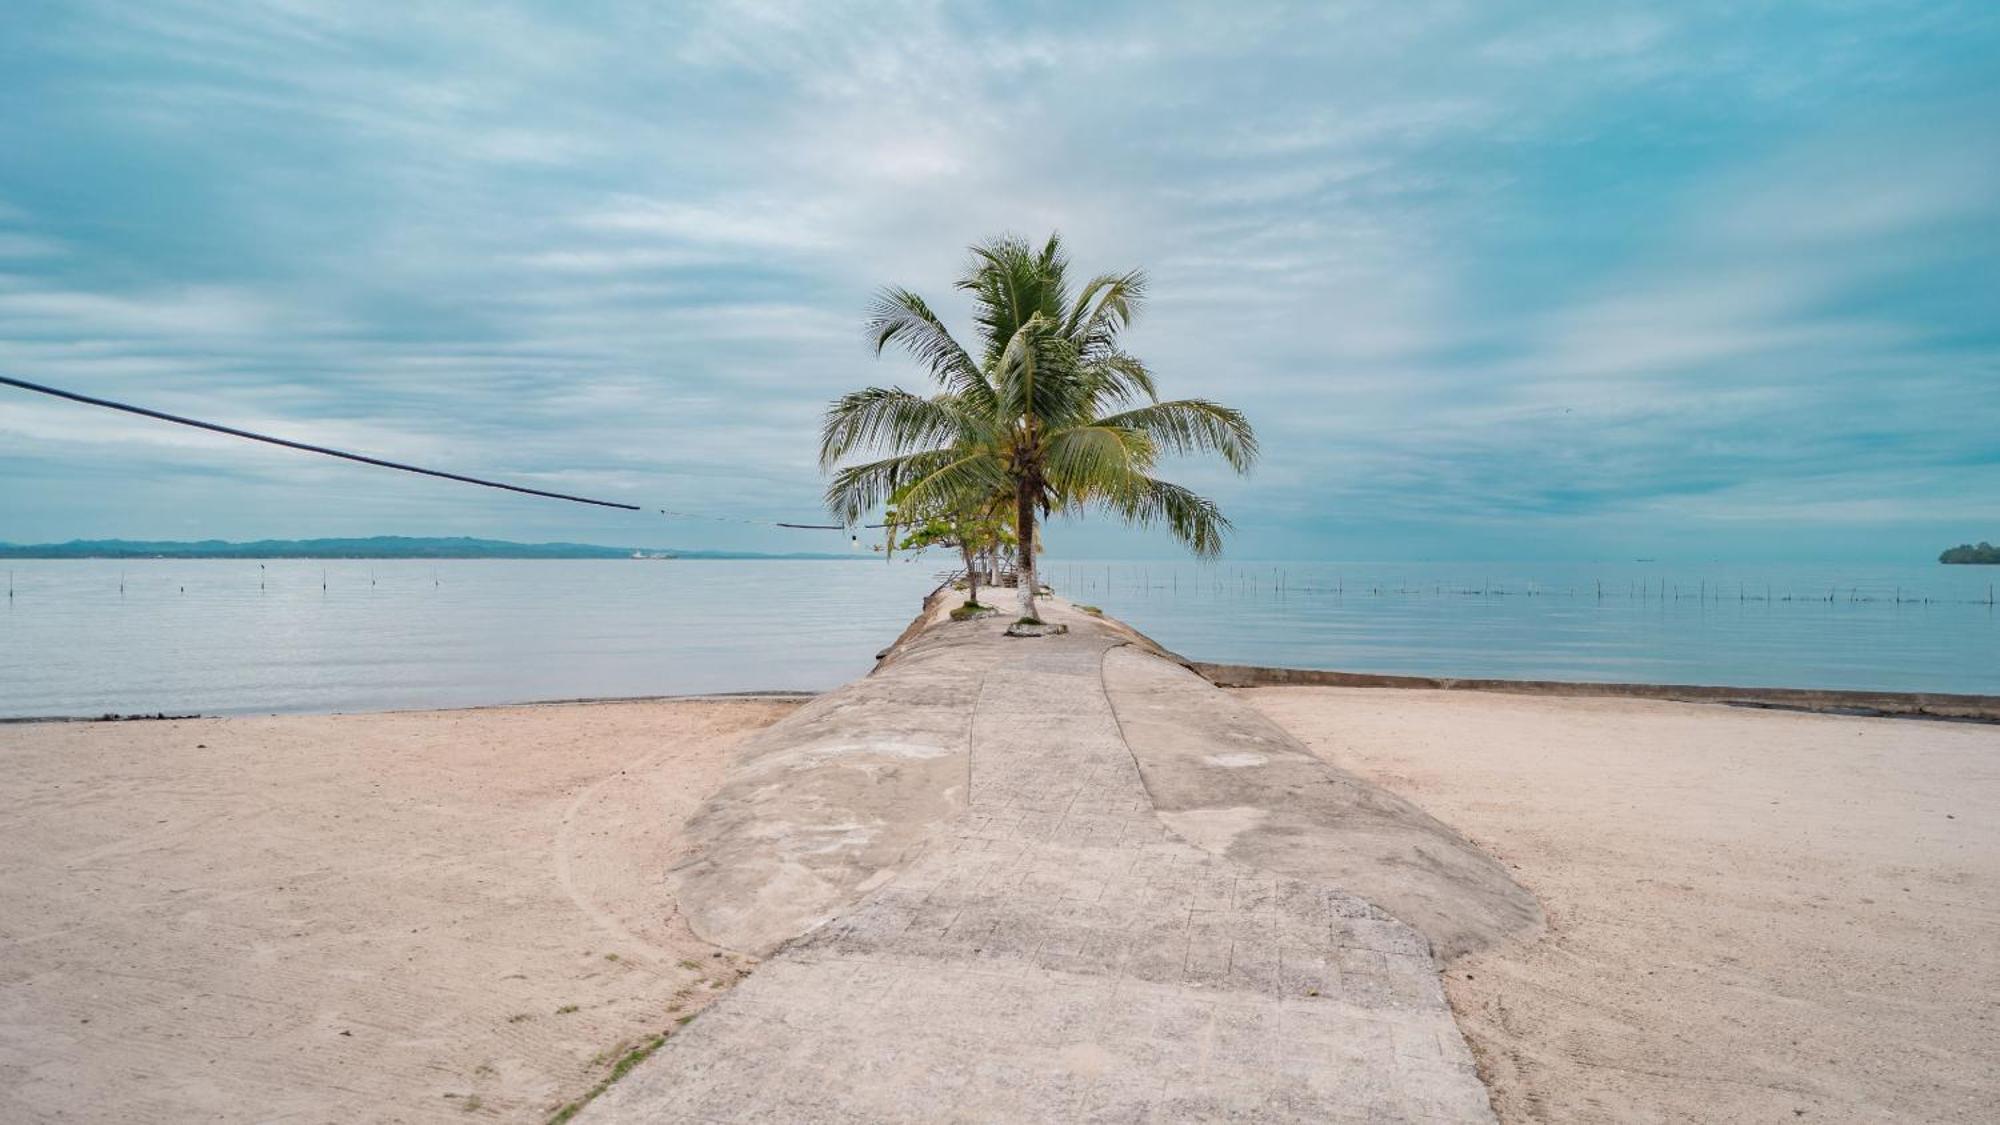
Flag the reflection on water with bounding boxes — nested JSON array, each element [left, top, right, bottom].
[[2, 558, 1994, 717], [1050, 561, 1998, 696]]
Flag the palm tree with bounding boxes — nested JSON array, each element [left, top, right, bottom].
[[821, 233, 1257, 620]]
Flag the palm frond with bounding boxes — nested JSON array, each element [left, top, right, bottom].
[[1080, 351, 1157, 409], [990, 313, 1083, 431], [887, 450, 1011, 520], [823, 448, 965, 524], [1064, 269, 1147, 354], [1091, 399, 1258, 472], [864, 288, 993, 405], [961, 233, 1071, 366], [1042, 424, 1156, 501], [818, 387, 974, 470], [1106, 476, 1234, 558]]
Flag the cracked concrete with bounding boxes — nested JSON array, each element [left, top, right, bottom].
[[589, 594, 1537, 1122]]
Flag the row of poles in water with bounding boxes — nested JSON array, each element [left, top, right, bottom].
[[4, 564, 440, 599], [6, 564, 1996, 607], [1053, 564, 1999, 607]]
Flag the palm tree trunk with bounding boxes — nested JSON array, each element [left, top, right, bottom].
[[1015, 485, 1039, 620], [961, 540, 979, 607]]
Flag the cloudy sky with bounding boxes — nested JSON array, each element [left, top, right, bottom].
[[2, 1, 1996, 561]]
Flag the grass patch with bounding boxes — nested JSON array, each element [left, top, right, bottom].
[[547, 1033, 669, 1125], [1014, 616, 1043, 626], [555, 1004, 579, 1015], [676, 959, 702, 971], [602, 953, 619, 962], [1075, 605, 1103, 616], [949, 601, 994, 621]]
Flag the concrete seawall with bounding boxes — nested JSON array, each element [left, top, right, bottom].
[[1195, 663, 2000, 722]]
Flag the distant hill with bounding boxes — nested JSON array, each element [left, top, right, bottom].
[[0, 536, 857, 561], [1939, 541, 2000, 564]]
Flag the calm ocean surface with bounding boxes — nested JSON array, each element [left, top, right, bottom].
[[1, 558, 1995, 717], [1055, 561, 1998, 698]]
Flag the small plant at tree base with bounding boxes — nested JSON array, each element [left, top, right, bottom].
[[949, 604, 991, 621], [1015, 616, 1044, 626]]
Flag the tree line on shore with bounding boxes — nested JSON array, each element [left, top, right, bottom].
[[1939, 542, 2000, 564]]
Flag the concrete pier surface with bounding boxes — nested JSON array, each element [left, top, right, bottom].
[[588, 594, 1538, 1122]]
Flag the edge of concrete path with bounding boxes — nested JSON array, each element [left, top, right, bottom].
[[1101, 646, 1542, 961]]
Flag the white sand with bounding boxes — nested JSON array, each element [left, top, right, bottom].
[[0, 698, 796, 1123], [1242, 687, 2000, 1124]]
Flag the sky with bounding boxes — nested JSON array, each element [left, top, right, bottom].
[[1, 1, 1996, 562]]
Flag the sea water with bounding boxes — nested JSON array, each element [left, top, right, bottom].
[[1, 558, 1994, 718], [1052, 561, 1998, 697], [0, 558, 942, 718]]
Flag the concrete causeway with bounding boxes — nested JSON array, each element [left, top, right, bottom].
[[587, 595, 1539, 1122]]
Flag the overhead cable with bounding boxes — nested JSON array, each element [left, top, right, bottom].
[[2, 373, 883, 529]]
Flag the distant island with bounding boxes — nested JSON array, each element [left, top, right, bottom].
[[1939, 542, 2000, 564], [0, 536, 857, 561]]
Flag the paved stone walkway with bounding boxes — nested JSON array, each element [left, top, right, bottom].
[[587, 601, 1507, 1122]]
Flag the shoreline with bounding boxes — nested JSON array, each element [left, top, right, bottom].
[[0, 689, 823, 725], [11, 662, 1994, 726]]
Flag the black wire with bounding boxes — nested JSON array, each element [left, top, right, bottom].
[[3, 373, 901, 530], [2, 373, 643, 511]]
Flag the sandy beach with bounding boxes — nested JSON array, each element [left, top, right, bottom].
[[3, 679, 1995, 1122], [0, 698, 797, 1123], [1242, 687, 2000, 1123]]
